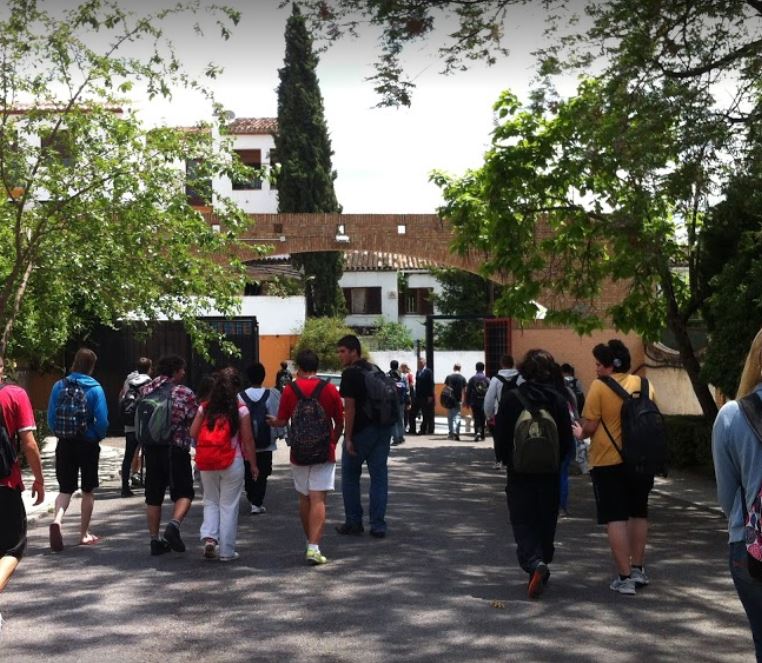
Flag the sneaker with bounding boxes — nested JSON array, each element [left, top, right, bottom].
[[494, 461, 503, 470], [130, 473, 144, 488], [219, 552, 240, 562], [370, 529, 386, 539], [454, 434, 460, 441], [250, 504, 266, 515], [630, 567, 649, 587], [528, 562, 550, 599], [150, 538, 171, 556], [121, 487, 135, 498], [203, 541, 218, 560], [49, 523, 64, 553], [610, 576, 637, 595], [163, 522, 186, 553], [305, 548, 328, 565], [335, 522, 364, 535]]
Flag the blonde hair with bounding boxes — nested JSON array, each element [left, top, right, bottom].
[[737, 328, 762, 399]]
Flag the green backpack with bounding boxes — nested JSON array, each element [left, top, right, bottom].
[[512, 390, 560, 473]]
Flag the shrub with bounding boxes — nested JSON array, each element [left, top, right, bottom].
[[367, 317, 414, 351], [663, 415, 713, 469], [292, 317, 354, 372]]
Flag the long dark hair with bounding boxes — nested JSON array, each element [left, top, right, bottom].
[[204, 367, 241, 436]]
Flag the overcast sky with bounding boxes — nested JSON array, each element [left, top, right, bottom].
[[57, 1, 556, 214]]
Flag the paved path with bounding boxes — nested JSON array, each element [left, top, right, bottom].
[[2, 434, 752, 662]]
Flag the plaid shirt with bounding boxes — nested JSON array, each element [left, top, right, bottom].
[[140, 376, 198, 450]]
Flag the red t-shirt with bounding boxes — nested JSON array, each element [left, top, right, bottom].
[[0, 384, 37, 491], [277, 377, 344, 465]]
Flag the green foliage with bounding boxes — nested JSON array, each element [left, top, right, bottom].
[[430, 268, 495, 350], [263, 276, 305, 298], [276, 5, 344, 317], [292, 317, 353, 371], [0, 1, 249, 365], [664, 415, 713, 470], [367, 317, 414, 350]]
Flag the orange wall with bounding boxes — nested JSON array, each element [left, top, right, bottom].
[[258, 334, 299, 388]]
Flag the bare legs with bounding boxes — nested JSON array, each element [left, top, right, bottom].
[[299, 491, 327, 545], [607, 518, 648, 574], [147, 498, 191, 538]]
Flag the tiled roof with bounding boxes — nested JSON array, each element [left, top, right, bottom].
[[245, 251, 434, 273], [227, 117, 278, 135]]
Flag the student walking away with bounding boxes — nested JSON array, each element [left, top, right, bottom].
[[409, 357, 434, 436], [399, 363, 415, 432], [484, 354, 520, 468], [0, 358, 45, 630], [46, 348, 108, 551], [713, 327, 762, 659], [495, 349, 573, 599], [336, 334, 397, 538], [136, 354, 198, 556], [118, 357, 152, 497], [239, 362, 285, 514], [191, 368, 257, 562], [388, 360, 409, 447], [275, 361, 292, 392], [577, 339, 663, 595], [442, 364, 467, 440], [561, 363, 585, 414], [466, 362, 490, 441], [268, 349, 344, 565]]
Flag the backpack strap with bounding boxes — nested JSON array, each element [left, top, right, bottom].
[[289, 381, 305, 400], [739, 393, 762, 444], [598, 375, 632, 401], [311, 380, 328, 400], [239, 390, 256, 410], [514, 389, 538, 416]]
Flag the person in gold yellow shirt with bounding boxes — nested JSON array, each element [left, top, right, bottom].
[[577, 339, 656, 596]]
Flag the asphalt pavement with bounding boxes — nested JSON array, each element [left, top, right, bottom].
[[2, 429, 753, 662]]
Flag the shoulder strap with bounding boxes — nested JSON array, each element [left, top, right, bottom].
[[599, 375, 631, 401], [739, 393, 762, 444], [638, 377, 650, 401], [311, 380, 328, 400], [239, 390, 255, 409], [290, 381, 305, 400]]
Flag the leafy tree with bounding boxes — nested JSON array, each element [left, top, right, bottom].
[[292, 316, 353, 371], [430, 269, 495, 350], [276, 4, 344, 317], [0, 0, 250, 365], [369, 317, 414, 350]]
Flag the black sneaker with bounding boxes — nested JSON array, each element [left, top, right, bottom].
[[150, 538, 171, 556], [163, 522, 186, 552], [131, 473, 144, 488], [121, 487, 135, 498], [335, 523, 364, 535], [370, 529, 386, 539]]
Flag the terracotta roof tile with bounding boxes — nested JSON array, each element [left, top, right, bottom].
[[227, 117, 278, 135], [246, 251, 434, 273]]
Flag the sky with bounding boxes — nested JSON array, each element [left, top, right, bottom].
[[50, 1, 557, 214]]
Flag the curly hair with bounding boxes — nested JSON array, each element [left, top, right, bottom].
[[204, 367, 241, 436], [518, 349, 557, 384], [593, 339, 631, 372]]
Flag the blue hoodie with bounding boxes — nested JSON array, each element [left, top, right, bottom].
[[712, 384, 762, 543], [47, 372, 109, 442]]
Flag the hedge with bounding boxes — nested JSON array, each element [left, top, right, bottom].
[[663, 415, 714, 470]]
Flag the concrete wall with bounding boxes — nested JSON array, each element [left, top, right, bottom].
[[214, 133, 278, 213], [340, 271, 399, 327]]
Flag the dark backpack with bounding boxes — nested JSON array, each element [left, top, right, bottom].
[[472, 376, 490, 401], [53, 378, 90, 439], [134, 382, 175, 446], [119, 383, 142, 427], [0, 384, 17, 479], [362, 366, 399, 426], [512, 390, 560, 473], [388, 372, 408, 404], [276, 371, 292, 392], [565, 376, 585, 414], [289, 381, 332, 465], [599, 376, 667, 476], [496, 374, 520, 411], [240, 389, 272, 450], [440, 384, 457, 409]]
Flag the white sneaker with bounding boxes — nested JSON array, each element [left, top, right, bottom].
[[630, 567, 649, 586], [219, 552, 240, 562], [610, 577, 637, 595], [250, 504, 266, 515]]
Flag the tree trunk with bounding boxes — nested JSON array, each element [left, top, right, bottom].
[[0, 259, 34, 358]]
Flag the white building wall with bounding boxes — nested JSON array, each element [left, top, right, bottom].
[[214, 133, 278, 213], [368, 350, 485, 384], [400, 272, 442, 341], [339, 271, 399, 327]]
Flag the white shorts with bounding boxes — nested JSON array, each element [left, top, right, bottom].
[[291, 462, 336, 496]]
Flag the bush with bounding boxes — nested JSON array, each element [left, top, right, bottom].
[[367, 317, 414, 351], [663, 415, 714, 469], [292, 317, 354, 371], [17, 409, 49, 469]]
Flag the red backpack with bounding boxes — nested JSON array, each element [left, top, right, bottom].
[[195, 412, 236, 471]]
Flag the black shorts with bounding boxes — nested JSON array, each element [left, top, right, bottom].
[[55, 437, 100, 494], [590, 463, 654, 524], [144, 445, 195, 506], [0, 487, 27, 559]]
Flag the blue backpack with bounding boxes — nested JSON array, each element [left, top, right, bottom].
[[239, 389, 272, 450], [53, 378, 90, 439]]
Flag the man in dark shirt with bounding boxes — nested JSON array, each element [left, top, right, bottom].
[[409, 357, 434, 435], [336, 334, 394, 538], [444, 364, 467, 440]]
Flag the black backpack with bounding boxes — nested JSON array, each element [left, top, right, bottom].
[[362, 365, 399, 426], [289, 381, 332, 465], [119, 383, 142, 427], [0, 384, 17, 479], [599, 376, 667, 476], [239, 389, 272, 450]]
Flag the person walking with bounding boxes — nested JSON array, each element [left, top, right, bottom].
[[336, 334, 395, 538], [388, 360, 408, 447], [577, 339, 656, 595], [0, 358, 45, 629], [484, 354, 520, 468], [191, 367, 257, 562], [268, 349, 344, 565], [410, 356, 434, 435], [443, 364, 467, 440], [713, 327, 762, 659], [118, 356, 152, 497], [139, 355, 198, 556], [466, 361, 490, 441], [239, 362, 285, 515], [495, 349, 573, 599], [400, 362, 415, 432], [47, 348, 108, 551], [275, 361, 292, 392]]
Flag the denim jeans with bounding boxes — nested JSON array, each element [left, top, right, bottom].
[[730, 541, 762, 660], [559, 449, 573, 511], [392, 403, 405, 443], [447, 406, 462, 436], [200, 456, 245, 558], [341, 424, 393, 532]]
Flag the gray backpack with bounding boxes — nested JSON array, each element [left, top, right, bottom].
[[512, 390, 560, 473]]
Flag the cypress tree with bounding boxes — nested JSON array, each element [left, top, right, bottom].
[[276, 3, 344, 317]]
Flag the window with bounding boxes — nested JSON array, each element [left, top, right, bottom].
[[343, 287, 382, 315], [186, 159, 211, 206], [398, 288, 433, 316], [269, 149, 278, 190], [232, 149, 262, 190]]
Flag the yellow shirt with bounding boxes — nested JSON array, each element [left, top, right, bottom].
[[582, 373, 657, 468]]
